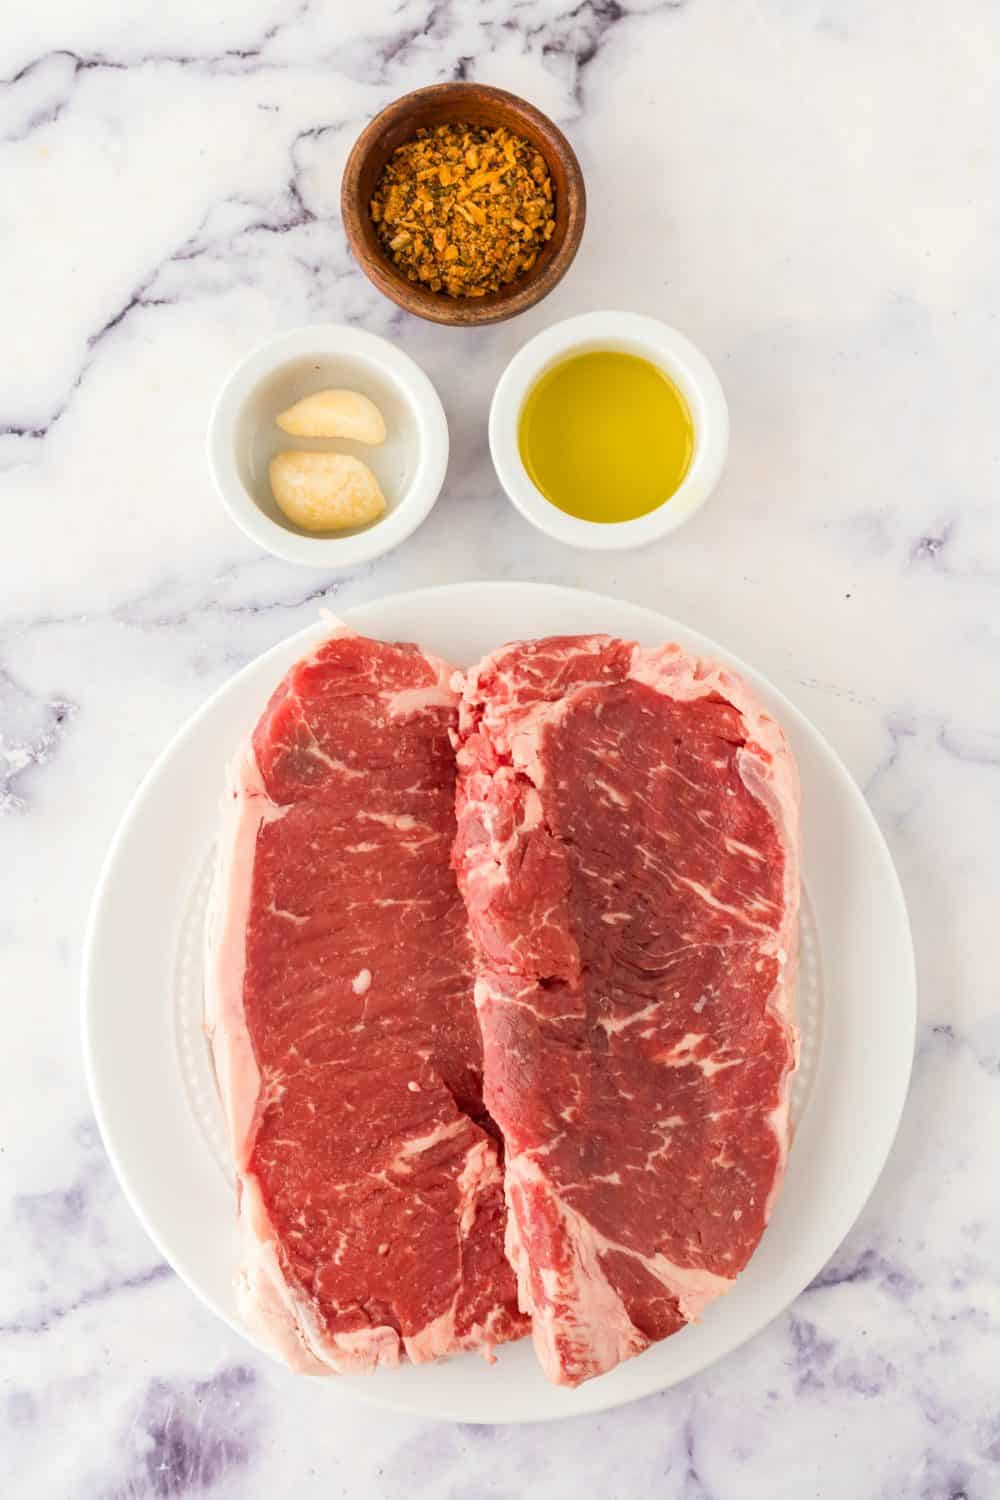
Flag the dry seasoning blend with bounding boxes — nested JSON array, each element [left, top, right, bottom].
[[370, 123, 556, 298]]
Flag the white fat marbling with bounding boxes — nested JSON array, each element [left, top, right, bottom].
[[2, 0, 999, 1495]]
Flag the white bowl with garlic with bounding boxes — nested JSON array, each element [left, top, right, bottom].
[[208, 325, 449, 567]]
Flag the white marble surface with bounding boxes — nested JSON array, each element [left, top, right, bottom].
[[2, 0, 998, 1494]]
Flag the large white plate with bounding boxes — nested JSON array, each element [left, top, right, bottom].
[[82, 583, 915, 1424]]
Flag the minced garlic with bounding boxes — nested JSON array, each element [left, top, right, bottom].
[[370, 122, 556, 299]]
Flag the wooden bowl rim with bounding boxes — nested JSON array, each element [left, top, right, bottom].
[[340, 82, 587, 328]]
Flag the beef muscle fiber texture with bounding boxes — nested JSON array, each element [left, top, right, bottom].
[[453, 635, 800, 1387], [206, 630, 526, 1374]]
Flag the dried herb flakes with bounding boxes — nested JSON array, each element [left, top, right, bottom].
[[371, 122, 556, 299]]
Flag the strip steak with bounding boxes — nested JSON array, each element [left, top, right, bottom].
[[453, 635, 799, 1387], [206, 631, 526, 1374]]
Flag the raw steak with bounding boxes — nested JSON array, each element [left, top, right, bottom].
[[206, 630, 526, 1374], [453, 635, 799, 1387]]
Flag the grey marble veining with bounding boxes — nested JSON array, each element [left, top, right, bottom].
[[2, 0, 999, 1495]]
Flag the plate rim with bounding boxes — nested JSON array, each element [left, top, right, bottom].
[[81, 580, 916, 1423]]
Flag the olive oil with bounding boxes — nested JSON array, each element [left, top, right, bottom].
[[518, 350, 693, 524]]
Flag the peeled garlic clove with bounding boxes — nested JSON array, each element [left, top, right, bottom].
[[269, 451, 387, 533], [275, 389, 387, 445]]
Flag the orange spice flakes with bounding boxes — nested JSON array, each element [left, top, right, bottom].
[[370, 122, 556, 298]]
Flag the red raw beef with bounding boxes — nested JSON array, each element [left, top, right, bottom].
[[453, 635, 799, 1387], [206, 631, 526, 1374]]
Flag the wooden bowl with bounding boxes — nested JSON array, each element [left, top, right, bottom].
[[341, 83, 586, 328]]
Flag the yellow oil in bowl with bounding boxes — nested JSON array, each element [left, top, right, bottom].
[[517, 350, 694, 524]]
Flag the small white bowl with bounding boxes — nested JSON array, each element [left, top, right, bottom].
[[489, 311, 729, 551], [208, 325, 449, 567]]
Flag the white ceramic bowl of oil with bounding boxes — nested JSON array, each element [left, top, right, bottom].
[[209, 325, 449, 568], [489, 310, 729, 551]]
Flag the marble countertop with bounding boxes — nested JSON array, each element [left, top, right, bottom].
[[3, 0, 998, 1494]]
